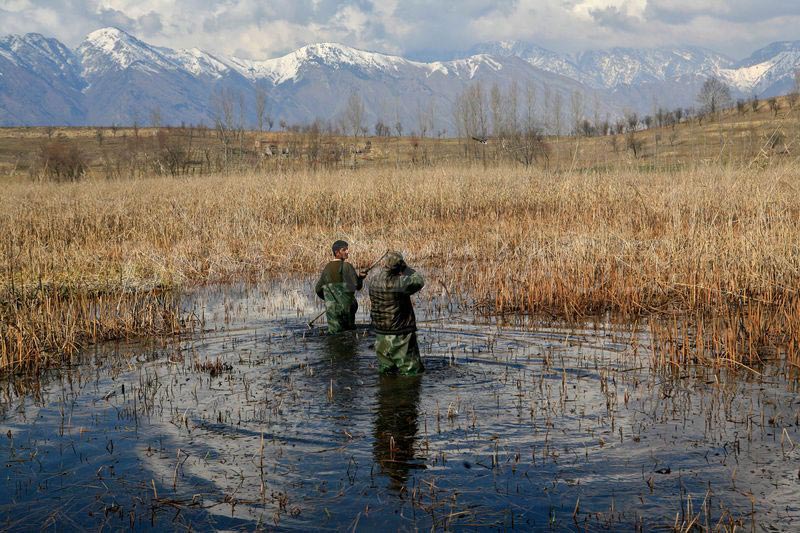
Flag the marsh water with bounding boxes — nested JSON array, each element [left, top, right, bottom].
[[1, 279, 799, 531]]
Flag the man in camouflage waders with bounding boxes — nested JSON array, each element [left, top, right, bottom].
[[368, 252, 425, 375], [315, 240, 366, 334]]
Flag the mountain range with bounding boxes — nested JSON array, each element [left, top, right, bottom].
[[1, 27, 798, 132]]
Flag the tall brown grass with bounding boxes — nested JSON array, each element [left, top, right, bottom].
[[2, 162, 800, 371]]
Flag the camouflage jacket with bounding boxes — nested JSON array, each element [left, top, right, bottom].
[[368, 267, 425, 335]]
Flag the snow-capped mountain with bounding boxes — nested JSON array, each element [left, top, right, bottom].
[[468, 41, 587, 84], [459, 39, 798, 114], [719, 41, 800, 96], [465, 40, 734, 89], [575, 47, 733, 88], [0, 33, 84, 124], [1, 27, 798, 128]]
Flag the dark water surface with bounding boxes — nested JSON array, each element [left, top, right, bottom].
[[1, 280, 799, 531]]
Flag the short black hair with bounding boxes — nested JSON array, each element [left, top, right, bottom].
[[332, 240, 349, 256]]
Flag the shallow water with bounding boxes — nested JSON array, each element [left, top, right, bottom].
[[1, 279, 799, 531]]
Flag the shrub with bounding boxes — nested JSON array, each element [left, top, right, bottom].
[[38, 139, 89, 182]]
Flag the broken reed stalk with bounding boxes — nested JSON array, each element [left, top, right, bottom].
[[2, 161, 800, 370]]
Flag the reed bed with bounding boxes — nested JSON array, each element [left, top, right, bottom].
[[2, 162, 800, 370], [0, 288, 182, 373]]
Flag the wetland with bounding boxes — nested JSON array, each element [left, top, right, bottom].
[[1, 278, 798, 531]]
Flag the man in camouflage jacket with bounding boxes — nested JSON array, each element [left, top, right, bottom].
[[368, 251, 425, 375], [315, 240, 366, 334]]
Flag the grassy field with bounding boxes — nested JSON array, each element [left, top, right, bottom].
[[1, 95, 798, 180], [3, 157, 800, 372]]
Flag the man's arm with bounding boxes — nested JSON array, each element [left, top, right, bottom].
[[401, 267, 425, 295], [314, 271, 326, 299], [343, 262, 364, 291]]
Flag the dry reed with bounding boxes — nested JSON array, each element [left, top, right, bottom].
[[2, 162, 800, 370]]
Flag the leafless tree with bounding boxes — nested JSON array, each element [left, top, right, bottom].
[[454, 82, 488, 141], [416, 100, 435, 139], [624, 109, 639, 132], [502, 81, 549, 168], [255, 86, 270, 132], [344, 91, 366, 138], [767, 96, 779, 116], [210, 86, 245, 164], [786, 70, 800, 110], [697, 76, 732, 116], [490, 83, 505, 137], [552, 92, 563, 136], [736, 99, 747, 115], [507, 81, 520, 135], [570, 90, 585, 135], [149, 107, 162, 128]]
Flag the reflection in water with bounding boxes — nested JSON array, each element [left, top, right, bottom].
[[373, 374, 423, 492], [1, 280, 799, 530], [323, 330, 361, 362], [323, 330, 362, 409]]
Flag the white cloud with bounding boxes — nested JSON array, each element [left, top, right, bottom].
[[1, 0, 797, 60], [572, 0, 646, 19]]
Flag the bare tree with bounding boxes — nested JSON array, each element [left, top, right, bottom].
[[767, 96, 779, 116], [416, 100, 435, 139], [624, 109, 639, 132], [507, 81, 520, 135], [623, 109, 641, 158], [552, 92, 563, 136], [210, 86, 245, 164], [736, 99, 747, 115], [454, 82, 488, 141], [697, 76, 732, 116], [570, 90, 585, 135], [490, 83, 504, 137], [503, 82, 548, 168], [344, 91, 366, 138], [255, 86, 270, 132], [787, 70, 800, 110], [149, 107, 162, 128]]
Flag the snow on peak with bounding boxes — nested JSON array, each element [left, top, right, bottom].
[[161, 47, 232, 78], [0, 32, 81, 83], [423, 54, 503, 79], [78, 27, 176, 75], [228, 42, 415, 83]]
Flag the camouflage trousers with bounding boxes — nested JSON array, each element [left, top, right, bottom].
[[325, 298, 357, 334], [375, 332, 424, 376]]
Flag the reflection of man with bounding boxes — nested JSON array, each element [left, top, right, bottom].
[[372, 374, 423, 491], [315, 240, 366, 334], [323, 333, 360, 412], [368, 251, 425, 375]]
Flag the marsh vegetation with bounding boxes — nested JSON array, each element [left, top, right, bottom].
[[1, 97, 799, 530], [3, 159, 800, 371]]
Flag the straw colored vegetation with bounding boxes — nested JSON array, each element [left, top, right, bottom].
[[0, 94, 797, 181], [2, 160, 800, 372]]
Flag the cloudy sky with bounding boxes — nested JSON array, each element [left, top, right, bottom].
[[1, 0, 797, 60]]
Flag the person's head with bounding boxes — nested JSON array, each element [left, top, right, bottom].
[[384, 251, 406, 272], [332, 240, 349, 260]]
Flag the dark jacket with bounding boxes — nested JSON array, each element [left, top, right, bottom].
[[314, 260, 364, 334], [368, 267, 425, 335], [315, 260, 363, 299]]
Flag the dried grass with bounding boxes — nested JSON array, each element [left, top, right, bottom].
[[2, 162, 800, 370]]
